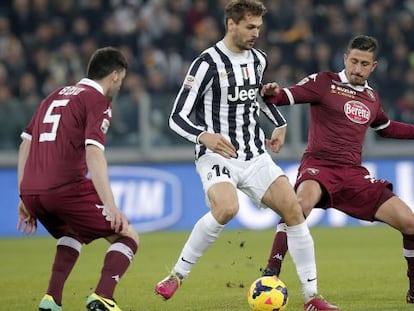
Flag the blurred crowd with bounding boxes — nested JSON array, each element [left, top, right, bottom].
[[1, 0, 414, 150]]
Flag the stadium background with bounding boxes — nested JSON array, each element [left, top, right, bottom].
[[1, 0, 414, 235]]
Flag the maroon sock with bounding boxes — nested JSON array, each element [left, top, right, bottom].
[[266, 221, 288, 275], [95, 237, 138, 299], [47, 245, 80, 305], [403, 234, 414, 295]]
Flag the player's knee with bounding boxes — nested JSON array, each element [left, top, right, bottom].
[[57, 236, 83, 252], [279, 201, 305, 225], [401, 218, 414, 235], [225, 204, 239, 218], [112, 224, 139, 246], [125, 224, 140, 246], [211, 204, 239, 224], [299, 201, 314, 217]]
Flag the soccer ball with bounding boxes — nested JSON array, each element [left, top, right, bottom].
[[247, 276, 289, 311]]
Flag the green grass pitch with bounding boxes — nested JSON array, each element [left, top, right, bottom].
[[0, 225, 410, 310]]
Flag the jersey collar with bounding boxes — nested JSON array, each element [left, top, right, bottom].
[[338, 70, 373, 92], [217, 40, 250, 59], [78, 78, 104, 95]]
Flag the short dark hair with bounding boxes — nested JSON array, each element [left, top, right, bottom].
[[224, 0, 267, 29], [347, 35, 379, 59], [86, 47, 128, 80]]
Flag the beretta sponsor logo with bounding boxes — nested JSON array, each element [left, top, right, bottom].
[[343, 100, 370, 124], [108, 166, 182, 232]]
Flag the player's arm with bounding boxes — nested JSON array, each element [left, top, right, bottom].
[[372, 106, 414, 139], [266, 125, 287, 153], [169, 56, 236, 158], [258, 91, 288, 153], [261, 73, 322, 106], [86, 145, 128, 234], [17, 137, 37, 234], [375, 120, 414, 139], [17, 117, 36, 191], [17, 138, 30, 191], [169, 57, 210, 144]]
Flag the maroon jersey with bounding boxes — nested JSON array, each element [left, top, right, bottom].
[[266, 70, 390, 165], [20, 79, 112, 194]]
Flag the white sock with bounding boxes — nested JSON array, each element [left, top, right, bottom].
[[173, 212, 224, 279], [286, 222, 318, 301]]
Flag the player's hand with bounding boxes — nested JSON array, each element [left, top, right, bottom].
[[266, 126, 286, 153], [17, 200, 37, 235], [103, 205, 129, 234], [199, 132, 237, 159], [261, 82, 281, 97]]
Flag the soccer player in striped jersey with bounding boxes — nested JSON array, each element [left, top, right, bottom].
[[261, 35, 414, 305], [155, 1, 338, 310]]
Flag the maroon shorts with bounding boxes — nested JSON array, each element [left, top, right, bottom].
[[295, 157, 394, 221], [21, 180, 114, 244]]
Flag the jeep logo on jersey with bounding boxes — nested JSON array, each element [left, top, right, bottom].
[[344, 100, 370, 124], [108, 166, 182, 232], [227, 86, 258, 102]]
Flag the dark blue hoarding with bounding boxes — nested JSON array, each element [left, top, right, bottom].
[[1, 158, 414, 236]]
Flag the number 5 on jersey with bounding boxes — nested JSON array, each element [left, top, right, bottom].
[[39, 99, 69, 142]]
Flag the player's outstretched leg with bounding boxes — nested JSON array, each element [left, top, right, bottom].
[[155, 212, 224, 300], [155, 272, 183, 300], [304, 294, 340, 311], [86, 293, 122, 311], [39, 294, 62, 311], [285, 222, 340, 311], [262, 222, 288, 277]]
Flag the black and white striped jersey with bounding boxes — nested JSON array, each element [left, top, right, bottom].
[[169, 40, 286, 161]]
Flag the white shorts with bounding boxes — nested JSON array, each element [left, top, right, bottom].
[[195, 152, 285, 207]]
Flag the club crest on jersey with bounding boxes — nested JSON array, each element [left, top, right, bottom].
[[100, 118, 110, 134], [344, 100, 370, 124], [366, 89, 375, 101], [307, 168, 319, 175]]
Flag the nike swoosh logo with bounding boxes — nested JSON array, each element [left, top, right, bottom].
[[181, 257, 195, 264], [307, 277, 317, 282], [100, 297, 115, 308]]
